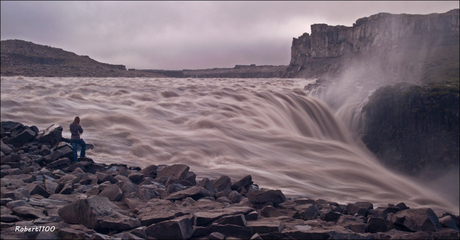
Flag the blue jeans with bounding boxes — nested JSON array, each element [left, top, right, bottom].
[[70, 139, 86, 162]]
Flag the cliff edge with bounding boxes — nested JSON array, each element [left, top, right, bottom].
[[286, 9, 459, 82]]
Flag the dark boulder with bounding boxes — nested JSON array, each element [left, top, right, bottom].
[[231, 175, 253, 191], [156, 164, 189, 181], [47, 158, 70, 169], [396, 202, 409, 210], [140, 211, 177, 226], [389, 208, 441, 232], [51, 143, 73, 160], [346, 202, 373, 216], [12, 206, 46, 218], [365, 217, 389, 233], [96, 172, 118, 184], [198, 177, 216, 195], [215, 214, 247, 227], [208, 223, 253, 239], [166, 186, 213, 201], [128, 172, 144, 184], [1, 140, 13, 155], [1, 121, 23, 131], [439, 215, 459, 231], [140, 165, 157, 178], [39, 145, 51, 156], [246, 219, 285, 234], [36, 124, 62, 146], [9, 128, 36, 147], [185, 171, 197, 185], [320, 210, 341, 222], [228, 190, 243, 203], [1, 152, 20, 164], [213, 175, 232, 193], [98, 184, 123, 201], [58, 196, 140, 230], [261, 205, 283, 218], [28, 183, 51, 198], [78, 174, 98, 185], [145, 217, 193, 240], [193, 207, 254, 226], [14, 187, 31, 200], [247, 189, 286, 204]]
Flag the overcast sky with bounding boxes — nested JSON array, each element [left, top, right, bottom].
[[1, 1, 458, 70]]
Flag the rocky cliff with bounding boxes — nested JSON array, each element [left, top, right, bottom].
[[1, 40, 165, 78], [361, 82, 459, 177], [286, 9, 459, 81]]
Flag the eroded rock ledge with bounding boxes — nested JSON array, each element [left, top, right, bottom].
[[1, 121, 459, 239]]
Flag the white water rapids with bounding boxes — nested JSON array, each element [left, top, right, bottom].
[[1, 76, 457, 213]]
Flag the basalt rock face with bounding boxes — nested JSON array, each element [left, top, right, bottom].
[[285, 9, 459, 80], [361, 82, 459, 177]]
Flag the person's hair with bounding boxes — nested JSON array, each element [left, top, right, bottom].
[[73, 116, 80, 125]]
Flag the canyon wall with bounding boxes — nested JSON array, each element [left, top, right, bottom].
[[361, 82, 459, 178], [285, 9, 459, 81]]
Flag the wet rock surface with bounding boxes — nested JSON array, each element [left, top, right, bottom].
[[1, 121, 459, 239]]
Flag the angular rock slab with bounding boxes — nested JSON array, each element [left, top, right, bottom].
[[294, 204, 319, 220], [215, 214, 247, 227], [346, 202, 373, 216], [365, 217, 388, 233], [231, 175, 252, 190], [28, 183, 51, 198], [194, 206, 254, 226], [213, 175, 232, 193], [156, 164, 189, 180], [98, 184, 123, 201], [247, 189, 286, 204], [247, 218, 285, 234], [1, 140, 13, 155], [58, 196, 140, 230], [145, 217, 193, 240], [389, 208, 441, 232], [208, 223, 253, 239], [320, 210, 341, 222], [37, 124, 63, 145], [12, 206, 46, 218], [9, 128, 36, 147], [140, 211, 178, 226], [166, 186, 213, 201]]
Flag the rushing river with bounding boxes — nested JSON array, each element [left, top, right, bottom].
[[1, 76, 457, 213]]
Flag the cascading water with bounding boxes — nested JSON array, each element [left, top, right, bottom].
[[1, 76, 457, 213]]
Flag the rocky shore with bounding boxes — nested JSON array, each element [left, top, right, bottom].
[[1, 121, 459, 239]]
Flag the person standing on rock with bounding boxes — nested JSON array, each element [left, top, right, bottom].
[[70, 116, 86, 162]]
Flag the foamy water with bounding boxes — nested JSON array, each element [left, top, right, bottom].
[[1, 76, 457, 213]]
